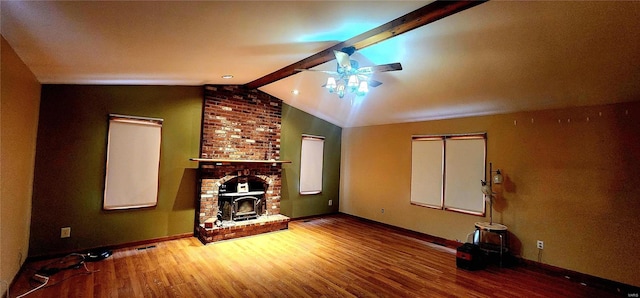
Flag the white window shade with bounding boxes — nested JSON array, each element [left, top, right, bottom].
[[300, 135, 324, 195], [103, 115, 162, 210], [410, 138, 444, 208], [444, 137, 486, 214]]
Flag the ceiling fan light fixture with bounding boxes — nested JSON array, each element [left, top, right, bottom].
[[337, 84, 346, 99], [326, 77, 337, 92], [357, 81, 369, 96], [297, 47, 402, 99], [347, 74, 359, 91]]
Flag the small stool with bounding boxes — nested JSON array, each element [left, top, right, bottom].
[[469, 222, 508, 267]]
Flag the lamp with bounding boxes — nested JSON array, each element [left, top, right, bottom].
[[325, 72, 369, 98], [325, 77, 337, 92], [324, 56, 368, 98], [336, 84, 346, 99], [357, 81, 369, 96], [493, 169, 503, 184], [296, 46, 403, 99], [347, 74, 359, 91], [481, 162, 503, 225]]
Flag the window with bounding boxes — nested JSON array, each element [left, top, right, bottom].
[[410, 137, 444, 208], [299, 135, 324, 195], [410, 133, 486, 215]]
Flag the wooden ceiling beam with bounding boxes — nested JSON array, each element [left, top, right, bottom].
[[244, 0, 487, 90]]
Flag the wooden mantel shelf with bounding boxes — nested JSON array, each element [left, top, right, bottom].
[[190, 158, 291, 165]]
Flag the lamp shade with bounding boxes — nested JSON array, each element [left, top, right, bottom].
[[336, 84, 346, 98], [347, 74, 359, 91], [357, 81, 369, 95], [326, 77, 337, 91], [493, 170, 503, 184]]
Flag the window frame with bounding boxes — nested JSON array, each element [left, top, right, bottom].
[[410, 133, 487, 216]]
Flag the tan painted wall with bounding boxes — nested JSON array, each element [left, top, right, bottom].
[[340, 101, 640, 287], [1, 36, 41, 286]]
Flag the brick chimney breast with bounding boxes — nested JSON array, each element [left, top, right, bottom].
[[196, 85, 287, 243], [202, 85, 281, 160]]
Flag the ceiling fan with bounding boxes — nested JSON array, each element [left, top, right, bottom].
[[296, 46, 402, 98]]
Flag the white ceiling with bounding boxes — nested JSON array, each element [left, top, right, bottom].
[[2, 1, 639, 128]]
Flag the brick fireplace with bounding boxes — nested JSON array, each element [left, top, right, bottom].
[[195, 85, 290, 244]]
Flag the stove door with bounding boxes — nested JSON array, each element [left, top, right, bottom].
[[233, 196, 260, 221]]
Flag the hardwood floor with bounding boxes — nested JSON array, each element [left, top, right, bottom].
[[10, 214, 620, 297]]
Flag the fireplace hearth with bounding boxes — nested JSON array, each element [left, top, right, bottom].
[[195, 163, 290, 243]]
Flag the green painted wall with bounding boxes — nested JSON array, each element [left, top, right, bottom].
[[281, 104, 341, 218], [30, 85, 202, 257], [29, 86, 341, 257]]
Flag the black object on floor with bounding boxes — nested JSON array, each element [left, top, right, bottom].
[[456, 243, 486, 270], [86, 249, 112, 262]]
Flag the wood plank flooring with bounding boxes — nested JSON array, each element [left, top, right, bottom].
[[10, 214, 619, 297]]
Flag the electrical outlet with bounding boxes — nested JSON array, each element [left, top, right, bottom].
[[328, 199, 332, 206], [537, 240, 544, 249], [381, 208, 385, 214], [61, 227, 71, 238]]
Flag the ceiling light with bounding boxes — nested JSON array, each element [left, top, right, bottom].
[[325, 77, 337, 92], [221, 75, 233, 79], [357, 81, 369, 96], [291, 89, 299, 95], [347, 75, 359, 91], [336, 84, 346, 99], [296, 47, 402, 99]]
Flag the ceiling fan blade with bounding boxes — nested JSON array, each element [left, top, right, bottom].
[[334, 50, 351, 69], [368, 80, 383, 87], [295, 69, 339, 75], [358, 63, 403, 74]]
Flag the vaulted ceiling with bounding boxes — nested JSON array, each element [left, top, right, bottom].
[[2, 1, 639, 127]]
